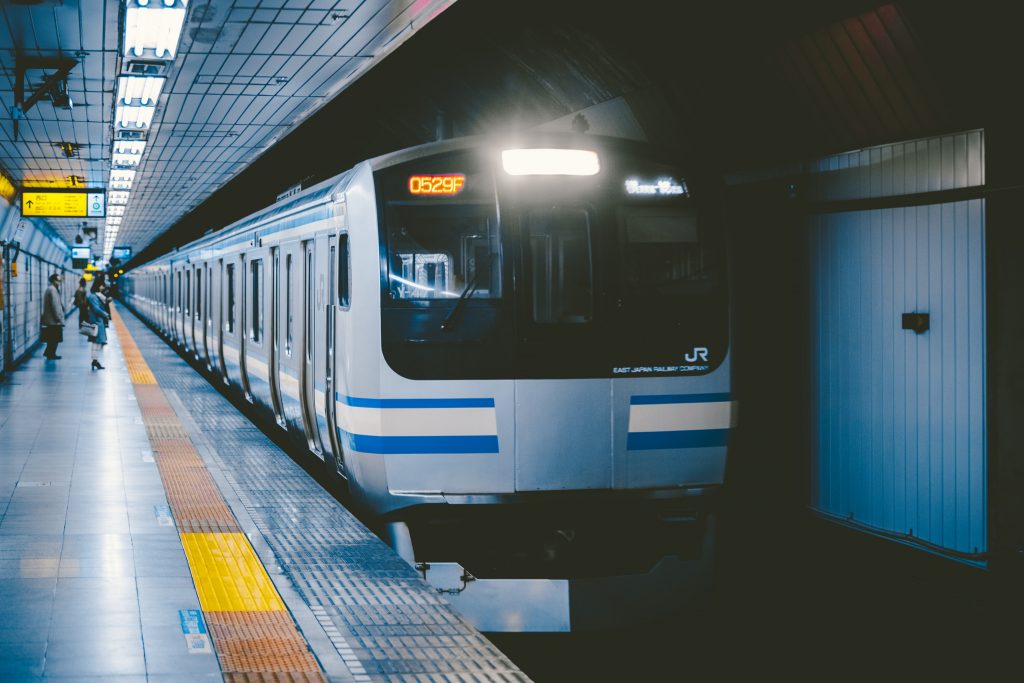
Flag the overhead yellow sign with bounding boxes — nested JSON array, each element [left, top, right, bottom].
[[21, 190, 105, 217]]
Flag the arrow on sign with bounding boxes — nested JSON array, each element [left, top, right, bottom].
[[25, 200, 33, 208]]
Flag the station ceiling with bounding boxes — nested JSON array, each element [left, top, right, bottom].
[[1, 1, 1016, 266], [0, 0, 453, 258]]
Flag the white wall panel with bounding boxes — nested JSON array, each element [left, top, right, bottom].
[[806, 130, 984, 201]]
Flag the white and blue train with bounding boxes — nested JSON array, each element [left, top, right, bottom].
[[124, 133, 733, 627]]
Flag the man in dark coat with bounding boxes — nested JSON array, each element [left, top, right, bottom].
[[40, 273, 66, 360]]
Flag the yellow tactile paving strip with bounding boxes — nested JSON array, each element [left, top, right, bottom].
[[111, 309, 326, 681], [181, 533, 287, 612]]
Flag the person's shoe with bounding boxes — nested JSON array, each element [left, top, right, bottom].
[[51, 355, 62, 360], [44, 354, 54, 360], [91, 360, 105, 370]]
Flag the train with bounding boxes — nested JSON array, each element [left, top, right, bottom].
[[123, 133, 733, 629]]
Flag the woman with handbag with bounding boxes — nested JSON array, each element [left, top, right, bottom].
[[85, 280, 110, 370]]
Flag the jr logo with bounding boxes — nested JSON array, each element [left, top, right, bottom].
[[684, 347, 709, 363]]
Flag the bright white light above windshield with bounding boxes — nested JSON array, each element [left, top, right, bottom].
[[501, 148, 600, 176]]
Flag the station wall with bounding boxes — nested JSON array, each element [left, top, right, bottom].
[[0, 200, 74, 376]]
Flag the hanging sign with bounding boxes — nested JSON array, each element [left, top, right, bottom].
[[21, 190, 106, 217]]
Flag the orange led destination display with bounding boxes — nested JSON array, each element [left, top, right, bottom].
[[408, 174, 465, 196]]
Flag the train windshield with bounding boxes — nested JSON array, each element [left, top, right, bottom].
[[376, 141, 728, 380]]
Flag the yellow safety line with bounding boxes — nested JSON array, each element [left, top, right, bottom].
[[181, 533, 286, 612]]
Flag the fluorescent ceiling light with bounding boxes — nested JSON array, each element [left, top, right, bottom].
[[116, 104, 156, 129], [124, 1, 188, 60], [501, 148, 600, 176], [114, 140, 146, 155], [112, 140, 145, 166], [117, 75, 164, 105], [112, 152, 142, 167], [108, 205, 126, 216], [109, 191, 131, 205], [110, 169, 136, 190], [106, 217, 123, 225]]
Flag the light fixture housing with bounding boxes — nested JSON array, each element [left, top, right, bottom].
[[110, 169, 136, 190], [501, 148, 600, 176], [117, 75, 165, 105], [124, 0, 188, 60], [109, 191, 131, 205], [112, 139, 146, 167], [115, 103, 156, 129], [108, 205, 126, 217]]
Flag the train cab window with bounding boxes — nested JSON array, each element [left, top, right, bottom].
[[525, 207, 594, 324], [386, 206, 500, 301], [195, 269, 202, 320], [285, 254, 293, 355], [250, 259, 264, 343], [620, 207, 716, 295], [338, 234, 350, 308], [226, 263, 235, 333]]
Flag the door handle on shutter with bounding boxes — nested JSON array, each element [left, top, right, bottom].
[[901, 312, 929, 334]]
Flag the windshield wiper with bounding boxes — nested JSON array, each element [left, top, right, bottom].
[[440, 273, 479, 332]]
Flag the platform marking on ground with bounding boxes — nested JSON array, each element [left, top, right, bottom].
[[111, 307, 326, 681]]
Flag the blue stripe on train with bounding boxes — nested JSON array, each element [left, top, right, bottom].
[[340, 431, 500, 454], [338, 395, 495, 409], [627, 428, 730, 450], [630, 393, 731, 405]]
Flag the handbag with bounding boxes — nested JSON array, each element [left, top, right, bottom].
[[79, 321, 98, 337]]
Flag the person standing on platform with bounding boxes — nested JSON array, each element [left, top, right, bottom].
[[86, 280, 110, 370], [40, 273, 66, 360], [73, 277, 89, 328]]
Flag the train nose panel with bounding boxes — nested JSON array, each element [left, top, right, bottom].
[[514, 379, 612, 491]]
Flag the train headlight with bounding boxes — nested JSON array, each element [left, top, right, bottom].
[[501, 149, 600, 176]]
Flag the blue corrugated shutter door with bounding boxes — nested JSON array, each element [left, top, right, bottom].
[[809, 200, 986, 558]]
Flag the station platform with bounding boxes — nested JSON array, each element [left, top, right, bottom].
[[0, 306, 527, 682]]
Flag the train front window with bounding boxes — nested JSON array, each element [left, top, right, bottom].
[[386, 204, 501, 302], [525, 207, 593, 324], [620, 207, 716, 297]]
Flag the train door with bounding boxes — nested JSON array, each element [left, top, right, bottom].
[[192, 264, 201, 358], [313, 234, 336, 460], [184, 267, 192, 352], [239, 253, 252, 401], [328, 229, 350, 479], [269, 247, 285, 425], [323, 234, 345, 477], [201, 262, 211, 368], [215, 260, 227, 378], [300, 239, 322, 456]]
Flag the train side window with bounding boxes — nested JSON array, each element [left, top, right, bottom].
[[250, 259, 263, 344], [226, 263, 235, 333], [195, 269, 202, 320], [285, 254, 293, 356], [338, 234, 350, 308], [526, 207, 594, 324]]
